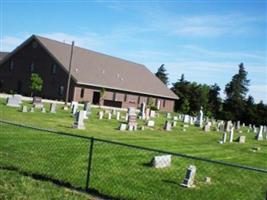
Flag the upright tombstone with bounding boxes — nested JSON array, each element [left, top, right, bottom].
[[145, 108, 150, 120], [189, 117, 194, 125], [156, 99, 161, 110], [166, 112, 171, 119], [128, 107, 137, 131], [183, 115, 190, 124], [73, 110, 85, 130], [116, 112, 121, 121], [222, 132, 227, 143], [22, 105, 28, 113], [203, 122, 211, 132], [181, 165, 197, 188], [108, 112, 112, 120], [6, 95, 22, 107], [256, 126, 263, 141], [33, 97, 43, 109], [172, 121, 177, 127], [30, 107, 34, 112], [229, 127, 234, 143], [50, 103, 57, 113], [173, 116, 178, 121], [41, 107, 46, 113], [164, 121, 172, 131], [236, 121, 240, 130], [147, 120, 155, 127], [225, 121, 232, 132], [71, 101, 78, 115], [119, 123, 127, 131], [99, 111, 104, 120], [140, 102, 146, 119], [238, 136, 246, 143], [150, 110, 156, 118], [195, 107, 203, 127], [151, 155, 172, 168], [83, 102, 91, 117]]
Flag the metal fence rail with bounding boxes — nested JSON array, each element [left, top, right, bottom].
[[0, 119, 267, 200]]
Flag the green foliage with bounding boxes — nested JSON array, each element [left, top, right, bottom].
[[29, 73, 43, 96], [155, 64, 169, 85], [171, 64, 266, 125]]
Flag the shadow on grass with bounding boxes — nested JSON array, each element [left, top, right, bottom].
[[0, 165, 124, 200]]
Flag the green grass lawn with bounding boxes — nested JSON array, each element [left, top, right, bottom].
[[0, 98, 267, 200], [0, 169, 91, 200]]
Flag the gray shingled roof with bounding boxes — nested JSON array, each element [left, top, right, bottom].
[[0, 52, 9, 61], [35, 35, 178, 99]]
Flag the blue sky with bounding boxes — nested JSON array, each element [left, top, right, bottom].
[[1, 0, 266, 103]]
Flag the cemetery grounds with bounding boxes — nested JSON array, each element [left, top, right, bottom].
[[0, 98, 267, 200]]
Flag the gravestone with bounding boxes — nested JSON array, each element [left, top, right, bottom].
[[128, 107, 137, 131], [151, 155, 172, 168], [50, 103, 57, 113], [71, 102, 78, 115], [140, 102, 146, 119], [189, 117, 194, 125], [195, 107, 203, 127], [150, 110, 156, 118], [99, 111, 104, 120], [166, 112, 171, 119], [108, 112, 112, 120], [33, 97, 43, 109], [256, 126, 263, 141], [181, 165, 197, 188], [22, 105, 28, 112], [116, 112, 120, 120], [222, 132, 227, 143], [83, 102, 91, 118], [225, 120, 232, 132], [147, 120, 155, 127], [119, 123, 127, 131], [73, 110, 85, 130], [30, 107, 34, 112], [156, 99, 161, 110], [203, 122, 211, 132], [172, 121, 177, 127], [41, 107, 46, 113], [125, 113, 129, 121], [238, 136, 246, 143], [183, 115, 190, 124], [145, 108, 150, 120], [173, 116, 178, 121], [236, 121, 240, 130], [229, 127, 234, 143], [7, 95, 22, 107], [164, 121, 172, 131]]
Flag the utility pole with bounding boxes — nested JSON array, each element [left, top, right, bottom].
[[64, 41, 74, 109]]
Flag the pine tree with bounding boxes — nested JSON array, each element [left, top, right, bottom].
[[155, 64, 169, 85]]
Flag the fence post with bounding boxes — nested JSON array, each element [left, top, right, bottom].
[[85, 137, 95, 192]]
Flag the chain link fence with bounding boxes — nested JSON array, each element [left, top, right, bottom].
[[0, 120, 267, 200]]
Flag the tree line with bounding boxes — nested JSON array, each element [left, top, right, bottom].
[[155, 63, 267, 125]]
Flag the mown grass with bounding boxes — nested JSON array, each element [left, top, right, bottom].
[[0, 98, 267, 199], [0, 169, 91, 200]]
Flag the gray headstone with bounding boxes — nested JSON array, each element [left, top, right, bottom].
[[256, 126, 263, 141], [50, 103, 57, 113], [99, 111, 104, 120], [229, 127, 234, 143], [164, 121, 172, 131], [119, 123, 127, 131], [73, 110, 85, 129], [33, 97, 43, 109], [7, 95, 22, 107], [151, 155, 171, 168], [181, 165, 197, 188], [22, 105, 28, 112]]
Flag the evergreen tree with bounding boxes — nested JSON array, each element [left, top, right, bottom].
[[208, 84, 222, 118], [155, 64, 169, 85], [224, 63, 250, 120], [29, 73, 43, 96]]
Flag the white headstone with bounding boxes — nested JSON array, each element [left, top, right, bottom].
[[147, 120, 155, 127], [222, 132, 227, 143], [256, 126, 263, 141], [164, 121, 172, 131], [238, 136, 246, 143], [119, 123, 127, 131], [108, 112, 112, 120], [41, 107, 46, 113], [99, 111, 104, 120], [116, 112, 120, 120], [195, 107, 203, 127], [150, 110, 156, 118], [71, 102, 78, 115], [50, 103, 57, 113], [22, 105, 28, 112], [7, 95, 22, 107], [172, 121, 177, 127], [229, 127, 234, 142], [151, 155, 171, 168], [183, 115, 190, 123]]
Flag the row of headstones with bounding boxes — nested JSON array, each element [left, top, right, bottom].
[[151, 155, 207, 188], [21, 103, 57, 113]]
